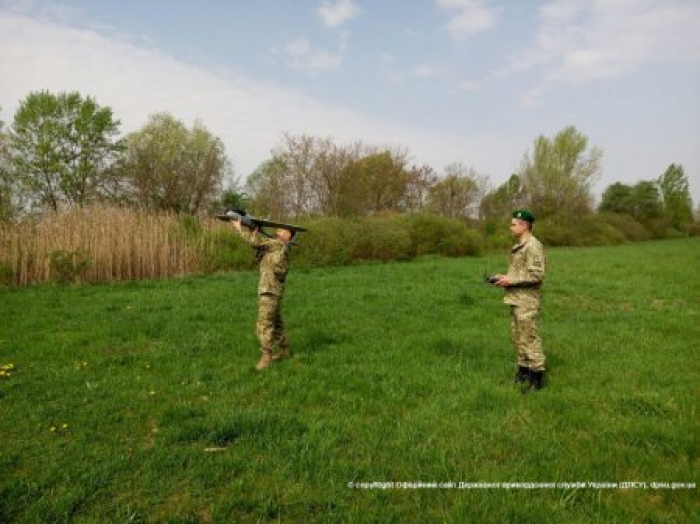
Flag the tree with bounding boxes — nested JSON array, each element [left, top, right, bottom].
[[599, 180, 663, 222], [355, 150, 410, 213], [599, 182, 633, 214], [426, 163, 484, 219], [519, 126, 601, 218], [246, 156, 290, 218], [119, 113, 230, 213], [403, 163, 438, 213], [657, 164, 693, 229], [273, 133, 317, 216], [480, 174, 523, 221], [628, 181, 662, 221], [0, 113, 16, 220], [311, 138, 363, 216], [219, 185, 249, 213], [9, 91, 122, 211], [248, 134, 427, 218]]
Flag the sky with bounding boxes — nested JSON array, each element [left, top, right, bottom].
[[1, 0, 699, 204]]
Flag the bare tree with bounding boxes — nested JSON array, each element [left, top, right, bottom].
[[248, 133, 431, 218], [427, 163, 487, 219], [0, 114, 16, 220]]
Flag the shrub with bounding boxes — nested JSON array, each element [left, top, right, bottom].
[[645, 218, 676, 239], [49, 249, 93, 283], [399, 213, 483, 257], [353, 217, 414, 262], [438, 225, 483, 257], [536, 214, 626, 247], [399, 213, 451, 256], [535, 218, 576, 247], [598, 213, 651, 242], [293, 217, 364, 268], [200, 224, 256, 272], [684, 221, 700, 237]]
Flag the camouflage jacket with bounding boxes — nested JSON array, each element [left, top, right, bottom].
[[503, 234, 545, 307], [238, 230, 290, 297]]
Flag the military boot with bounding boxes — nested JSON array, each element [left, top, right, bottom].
[[272, 345, 291, 362], [255, 349, 274, 371], [524, 370, 545, 393], [514, 366, 530, 384]]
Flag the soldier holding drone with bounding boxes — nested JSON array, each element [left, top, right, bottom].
[[220, 210, 307, 370]]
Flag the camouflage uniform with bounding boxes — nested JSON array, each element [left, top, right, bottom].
[[503, 235, 546, 372], [238, 229, 290, 360]]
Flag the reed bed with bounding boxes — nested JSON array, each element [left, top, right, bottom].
[[0, 206, 210, 285]]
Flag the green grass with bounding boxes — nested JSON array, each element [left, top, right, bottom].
[[1, 239, 698, 523]]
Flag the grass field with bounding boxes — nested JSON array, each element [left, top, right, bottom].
[[1, 238, 698, 523]]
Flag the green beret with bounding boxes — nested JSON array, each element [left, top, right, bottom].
[[513, 209, 535, 223]]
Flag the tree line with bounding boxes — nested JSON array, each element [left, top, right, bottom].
[[0, 90, 695, 232]]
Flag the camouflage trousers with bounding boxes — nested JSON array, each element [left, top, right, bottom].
[[256, 293, 288, 352], [510, 305, 545, 371]]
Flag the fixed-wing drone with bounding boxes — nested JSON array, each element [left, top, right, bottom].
[[216, 209, 307, 242]]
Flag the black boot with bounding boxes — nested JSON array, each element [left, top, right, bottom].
[[527, 370, 545, 392], [514, 366, 530, 384]]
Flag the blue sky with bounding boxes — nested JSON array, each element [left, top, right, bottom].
[[1, 0, 699, 204]]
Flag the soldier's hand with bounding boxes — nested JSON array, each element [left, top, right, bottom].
[[231, 218, 242, 232], [495, 274, 512, 287]]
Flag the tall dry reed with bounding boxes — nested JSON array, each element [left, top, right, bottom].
[[0, 206, 207, 285]]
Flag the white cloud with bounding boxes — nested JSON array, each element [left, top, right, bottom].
[[284, 0, 356, 74], [3, 6, 697, 203], [282, 36, 344, 72], [0, 10, 510, 181], [436, 0, 501, 40], [502, 0, 700, 105], [317, 0, 360, 29]]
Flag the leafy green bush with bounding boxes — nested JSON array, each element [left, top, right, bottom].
[[580, 214, 626, 246], [645, 217, 677, 239], [483, 231, 512, 252], [293, 217, 364, 267], [399, 213, 482, 257], [684, 221, 700, 237], [534, 218, 576, 247], [353, 217, 414, 262], [535, 214, 626, 247], [200, 228, 255, 272], [49, 249, 93, 283], [598, 213, 652, 242], [399, 213, 452, 255], [198, 210, 694, 275], [441, 226, 483, 257]]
